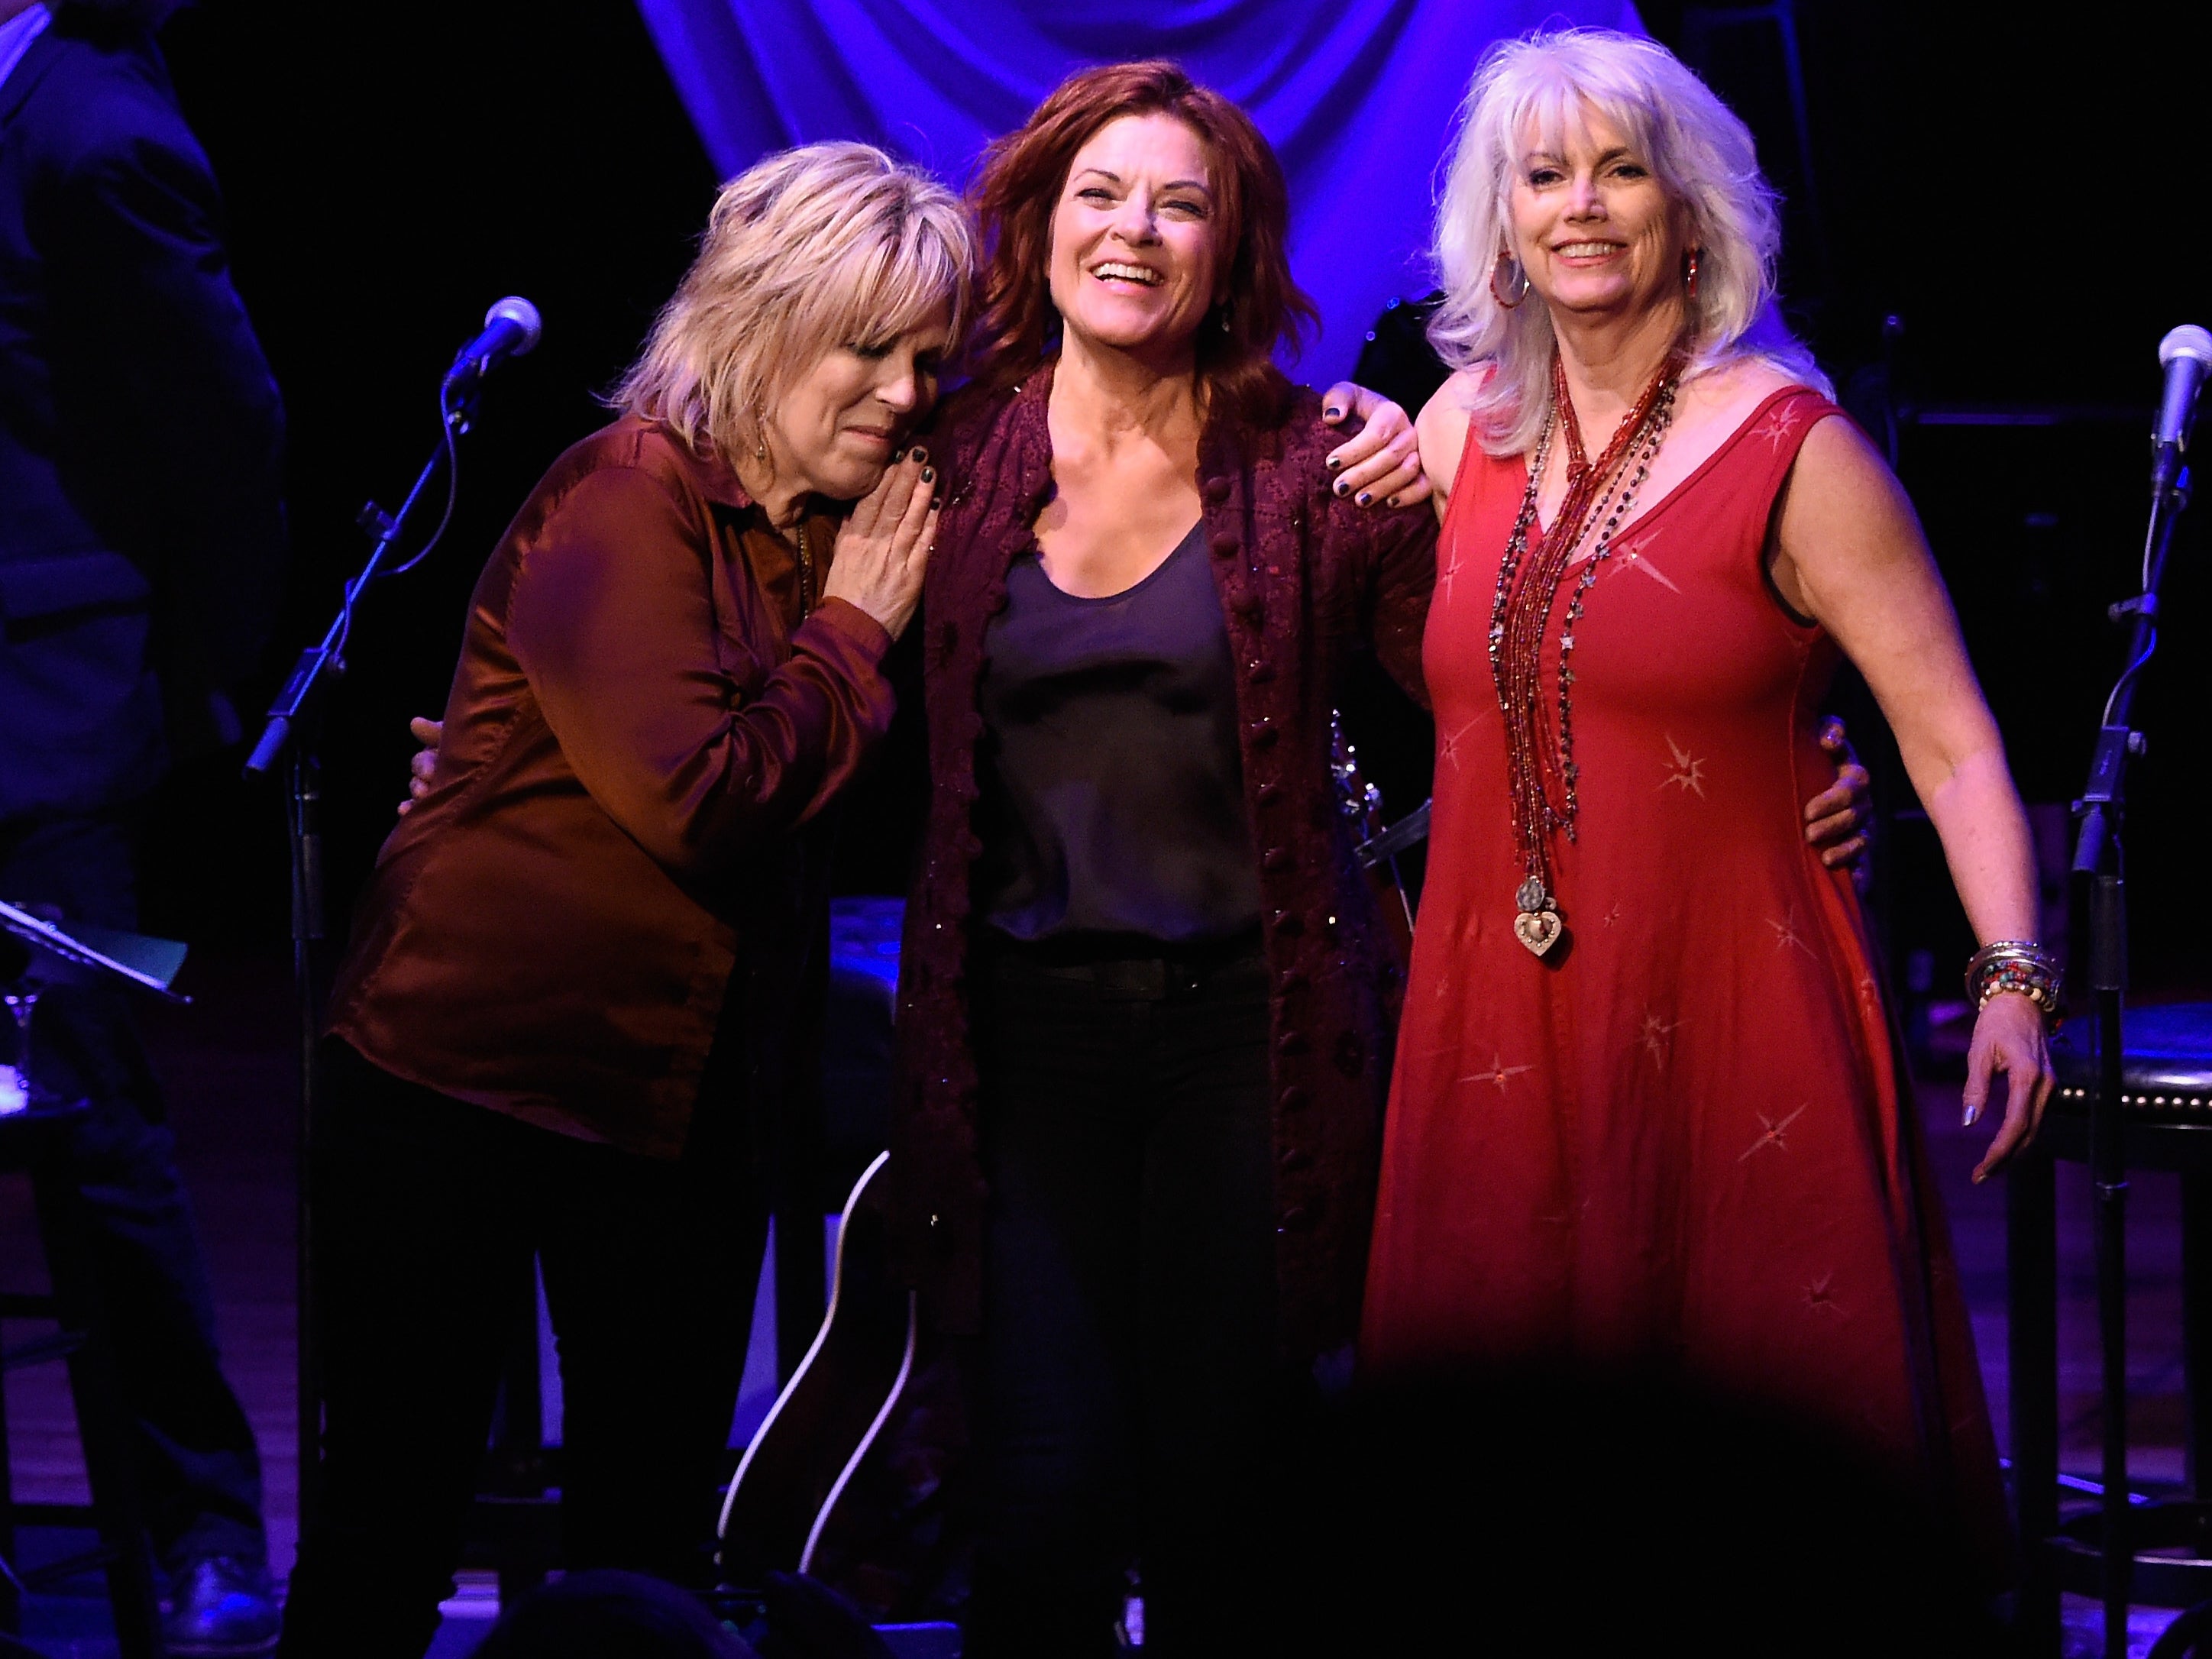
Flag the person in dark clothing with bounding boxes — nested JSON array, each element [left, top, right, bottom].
[[889, 63, 1434, 1656], [0, 0, 285, 1648]]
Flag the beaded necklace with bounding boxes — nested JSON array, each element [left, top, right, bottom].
[[1489, 349, 1683, 956], [794, 524, 817, 619]]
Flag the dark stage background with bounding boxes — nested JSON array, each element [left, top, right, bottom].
[[141, 1, 2209, 1007]]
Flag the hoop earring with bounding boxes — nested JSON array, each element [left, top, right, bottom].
[[1490, 252, 1529, 311], [1683, 247, 1702, 302]]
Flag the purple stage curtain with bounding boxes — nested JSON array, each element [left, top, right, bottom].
[[631, 0, 1642, 382]]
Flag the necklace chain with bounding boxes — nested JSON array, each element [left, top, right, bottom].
[[1487, 350, 1683, 954], [794, 523, 817, 619]]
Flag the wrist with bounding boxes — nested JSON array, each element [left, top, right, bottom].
[[1965, 939, 2062, 1024]]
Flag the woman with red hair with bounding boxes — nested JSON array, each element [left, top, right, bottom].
[[887, 61, 1434, 1654], [876, 56, 1870, 1651]]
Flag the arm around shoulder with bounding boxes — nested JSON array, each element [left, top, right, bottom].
[[1327, 446, 1438, 712]]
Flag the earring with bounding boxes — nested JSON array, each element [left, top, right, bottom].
[[1683, 247, 1702, 302], [1218, 302, 1233, 333], [1490, 251, 1529, 310]]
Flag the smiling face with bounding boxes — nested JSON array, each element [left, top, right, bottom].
[[762, 302, 952, 502], [1506, 102, 1686, 326], [1046, 112, 1222, 364]]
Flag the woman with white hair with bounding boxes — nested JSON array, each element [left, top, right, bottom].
[[1360, 28, 2045, 1557], [281, 144, 967, 1658]]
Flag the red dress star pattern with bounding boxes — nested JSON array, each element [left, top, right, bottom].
[[1360, 386, 2006, 1564]]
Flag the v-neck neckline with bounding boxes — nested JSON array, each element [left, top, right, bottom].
[[1525, 382, 1812, 551]]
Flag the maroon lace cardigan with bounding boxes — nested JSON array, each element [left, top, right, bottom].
[[889, 364, 1438, 1357]]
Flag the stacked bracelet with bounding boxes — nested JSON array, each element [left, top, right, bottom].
[[1965, 939, 2063, 1020]]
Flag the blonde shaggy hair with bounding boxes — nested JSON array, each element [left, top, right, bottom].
[[613, 143, 975, 469], [1430, 27, 1828, 457]]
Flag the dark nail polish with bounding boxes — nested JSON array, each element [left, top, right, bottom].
[[891, 448, 907, 463], [1334, 480, 1348, 496], [1327, 456, 1342, 470], [921, 467, 935, 483], [1357, 491, 1373, 506], [910, 448, 928, 463], [1324, 406, 1343, 420], [931, 497, 942, 510]]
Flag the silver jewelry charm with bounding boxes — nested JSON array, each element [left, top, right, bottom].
[[1512, 876, 1563, 957]]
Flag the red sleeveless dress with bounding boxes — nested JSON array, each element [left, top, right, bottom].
[[1361, 386, 2003, 1538]]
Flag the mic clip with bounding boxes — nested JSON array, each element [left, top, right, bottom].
[[2108, 593, 2159, 626], [356, 501, 397, 546]]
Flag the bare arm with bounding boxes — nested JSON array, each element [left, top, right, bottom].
[[1771, 417, 2053, 1180], [1414, 370, 1482, 527]]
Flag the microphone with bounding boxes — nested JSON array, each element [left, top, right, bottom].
[[2152, 323, 2212, 494], [443, 296, 542, 397]]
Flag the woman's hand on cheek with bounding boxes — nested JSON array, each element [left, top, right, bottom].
[[1321, 381, 1431, 508], [823, 450, 938, 639]]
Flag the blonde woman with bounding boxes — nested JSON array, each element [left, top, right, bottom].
[[281, 145, 970, 1658], [1360, 29, 2046, 1569]]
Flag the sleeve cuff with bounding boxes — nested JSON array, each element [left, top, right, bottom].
[[803, 596, 894, 662]]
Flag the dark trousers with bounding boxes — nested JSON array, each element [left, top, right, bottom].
[[0, 810, 267, 1572], [277, 1041, 767, 1659], [963, 937, 1280, 1659]]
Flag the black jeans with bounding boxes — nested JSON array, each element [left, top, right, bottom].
[[963, 935, 1279, 1659], [277, 1040, 767, 1659], [0, 810, 266, 1573]]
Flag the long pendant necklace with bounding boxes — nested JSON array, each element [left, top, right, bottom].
[[1489, 349, 1683, 957], [794, 523, 817, 619]]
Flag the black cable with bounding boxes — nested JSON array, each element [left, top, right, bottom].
[[322, 387, 464, 671], [385, 384, 466, 579]]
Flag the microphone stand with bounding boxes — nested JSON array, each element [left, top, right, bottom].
[[2069, 445, 2193, 1659], [244, 375, 483, 1535]]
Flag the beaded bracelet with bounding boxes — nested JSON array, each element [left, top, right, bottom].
[[1965, 939, 2063, 1021]]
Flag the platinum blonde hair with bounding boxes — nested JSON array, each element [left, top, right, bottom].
[[613, 143, 975, 467], [1430, 27, 1828, 456]]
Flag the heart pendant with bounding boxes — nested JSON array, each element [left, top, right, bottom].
[[1514, 907, 1563, 957]]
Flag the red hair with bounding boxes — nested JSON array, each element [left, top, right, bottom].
[[966, 60, 1318, 427]]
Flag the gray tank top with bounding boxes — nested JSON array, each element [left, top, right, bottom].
[[974, 520, 1261, 944]]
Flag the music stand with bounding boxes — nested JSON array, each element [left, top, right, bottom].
[[0, 904, 186, 1656], [0, 902, 188, 1115]]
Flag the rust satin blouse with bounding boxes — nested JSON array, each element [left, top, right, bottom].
[[326, 415, 896, 1158]]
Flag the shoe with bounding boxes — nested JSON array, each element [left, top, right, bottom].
[[160, 1556, 281, 1656]]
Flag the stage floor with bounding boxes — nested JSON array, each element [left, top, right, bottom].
[[0, 944, 2199, 1655]]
